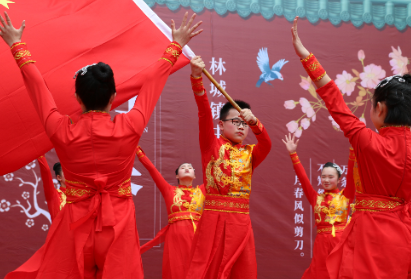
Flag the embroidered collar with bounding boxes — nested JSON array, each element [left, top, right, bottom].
[[82, 110, 109, 115], [325, 188, 340, 194], [220, 135, 243, 147]]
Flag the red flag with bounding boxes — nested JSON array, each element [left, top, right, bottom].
[[0, 0, 194, 175]]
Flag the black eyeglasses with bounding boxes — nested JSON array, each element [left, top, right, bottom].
[[222, 118, 248, 127], [375, 75, 406, 89]]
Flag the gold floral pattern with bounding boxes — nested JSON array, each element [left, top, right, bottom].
[[314, 191, 349, 225]]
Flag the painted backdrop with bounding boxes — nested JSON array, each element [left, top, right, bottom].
[[0, 2, 410, 278]]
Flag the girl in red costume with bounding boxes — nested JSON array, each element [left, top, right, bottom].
[[37, 156, 66, 221], [1, 11, 202, 278], [292, 16, 411, 279], [53, 162, 67, 205], [136, 147, 205, 279], [282, 134, 354, 279]]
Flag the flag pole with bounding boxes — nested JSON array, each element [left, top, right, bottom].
[[202, 69, 241, 112]]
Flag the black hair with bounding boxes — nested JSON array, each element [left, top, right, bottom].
[[75, 62, 116, 110], [373, 74, 411, 126], [219, 100, 251, 120], [322, 162, 342, 178], [175, 163, 193, 184], [53, 162, 62, 183]]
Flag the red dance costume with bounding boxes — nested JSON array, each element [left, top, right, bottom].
[[37, 156, 66, 221], [301, 54, 411, 279], [185, 77, 272, 279], [136, 147, 205, 279], [6, 41, 182, 278], [289, 153, 352, 279]]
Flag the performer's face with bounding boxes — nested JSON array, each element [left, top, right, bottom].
[[176, 163, 195, 181], [321, 167, 340, 191], [219, 109, 249, 144], [57, 170, 66, 189]]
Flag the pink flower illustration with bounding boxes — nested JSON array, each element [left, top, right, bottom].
[[286, 121, 299, 133], [25, 160, 36, 170], [389, 46, 408, 75], [328, 116, 341, 131], [295, 127, 303, 138], [284, 100, 297, 110], [360, 64, 386, 89], [0, 199, 11, 212], [42, 224, 49, 231], [25, 219, 35, 228], [3, 173, 14, 182], [358, 50, 365, 61], [335, 71, 356, 96], [299, 98, 315, 118], [299, 77, 311, 90], [22, 192, 30, 200], [301, 118, 310, 130]]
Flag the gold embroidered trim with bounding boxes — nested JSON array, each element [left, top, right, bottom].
[[165, 47, 181, 58], [204, 208, 249, 214], [19, 60, 36, 68], [313, 71, 327, 82], [355, 199, 402, 210], [11, 42, 26, 50], [56, 189, 67, 210], [168, 214, 201, 223], [66, 188, 91, 197], [317, 226, 345, 234], [301, 53, 313, 62], [171, 42, 182, 49], [83, 110, 108, 114], [191, 75, 202, 79], [65, 180, 87, 186], [160, 57, 173, 65], [380, 125, 411, 130], [205, 199, 249, 210], [206, 193, 249, 199], [289, 152, 297, 155], [14, 50, 31, 60]]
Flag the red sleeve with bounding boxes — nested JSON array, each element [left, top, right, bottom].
[[126, 42, 183, 136], [37, 156, 60, 221], [316, 81, 374, 151], [136, 147, 171, 197], [19, 64, 67, 138], [250, 119, 272, 169], [290, 152, 318, 207], [194, 91, 217, 153], [344, 147, 356, 204]]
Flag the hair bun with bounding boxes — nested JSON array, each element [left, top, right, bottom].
[[402, 74, 411, 84], [91, 62, 114, 83]]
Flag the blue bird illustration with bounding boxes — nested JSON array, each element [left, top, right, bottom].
[[256, 48, 288, 87]]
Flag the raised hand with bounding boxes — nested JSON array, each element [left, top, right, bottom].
[[190, 56, 205, 78], [171, 12, 203, 47], [282, 133, 299, 154], [0, 12, 25, 47], [291, 16, 310, 60], [239, 109, 257, 126]]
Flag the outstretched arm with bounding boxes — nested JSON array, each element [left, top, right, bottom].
[[291, 16, 370, 149], [126, 13, 203, 136], [282, 134, 317, 206], [190, 56, 217, 153], [249, 116, 271, 169], [136, 146, 171, 197], [37, 156, 61, 221], [0, 12, 66, 137]]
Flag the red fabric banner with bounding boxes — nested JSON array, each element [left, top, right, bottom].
[[0, 0, 191, 175]]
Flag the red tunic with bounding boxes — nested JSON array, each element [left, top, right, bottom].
[[185, 92, 272, 279], [6, 42, 182, 278], [136, 148, 205, 279], [37, 156, 66, 221], [289, 152, 350, 279], [317, 81, 411, 279]]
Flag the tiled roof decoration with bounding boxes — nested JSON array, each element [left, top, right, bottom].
[[147, 0, 411, 31]]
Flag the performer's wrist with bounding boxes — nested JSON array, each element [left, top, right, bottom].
[[160, 42, 183, 66], [11, 42, 36, 68], [249, 118, 263, 135], [300, 53, 326, 82], [290, 152, 300, 165], [191, 75, 205, 94]]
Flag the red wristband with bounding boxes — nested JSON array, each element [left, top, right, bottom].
[[290, 152, 300, 165], [190, 75, 205, 94], [160, 41, 183, 66], [301, 53, 326, 82], [136, 146, 145, 159], [11, 42, 35, 68], [249, 118, 264, 135]]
